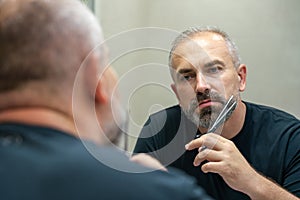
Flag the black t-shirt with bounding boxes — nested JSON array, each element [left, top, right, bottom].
[[0, 123, 213, 200], [134, 102, 300, 199]]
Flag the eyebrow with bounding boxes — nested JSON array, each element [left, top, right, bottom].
[[204, 60, 226, 68], [177, 60, 225, 73], [176, 59, 226, 75], [177, 68, 195, 74]]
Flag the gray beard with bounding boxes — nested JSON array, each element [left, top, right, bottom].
[[182, 102, 236, 130], [182, 92, 239, 130], [183, 106, 219, 129]]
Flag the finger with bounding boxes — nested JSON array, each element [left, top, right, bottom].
[[193, 149, 223, 166], [201, 161, 222, 174], [186, 133, 222, 151], [206, 132, 229, 143], [185, 137, 203, 150]]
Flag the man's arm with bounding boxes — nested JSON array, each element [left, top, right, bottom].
[[185, 133, 300, 200], [244, 174, 299, 200]]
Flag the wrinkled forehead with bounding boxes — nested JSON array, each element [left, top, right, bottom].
[[171, 32, 230, 70]]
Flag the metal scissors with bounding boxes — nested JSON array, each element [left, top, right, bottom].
[[194, 95, 237, 150]]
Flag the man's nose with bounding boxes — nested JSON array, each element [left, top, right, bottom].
[[195, 74, 211, 93]]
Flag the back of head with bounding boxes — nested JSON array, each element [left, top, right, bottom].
[[0, 0, 103, 107]]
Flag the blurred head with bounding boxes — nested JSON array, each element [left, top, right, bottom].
[[0, 0, 103, 93], [0, 0, 126, 144], [169, 27, 246, 129]]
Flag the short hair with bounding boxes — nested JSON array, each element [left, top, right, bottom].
[[0, 0, 103, 92], [169, 26, 241, 69]]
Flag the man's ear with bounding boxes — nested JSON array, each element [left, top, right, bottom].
[[95, 81, 108, 104], [237, 64, 247, 92], [171, 83, 181, 101], [95, 80, 108, 104], [95, 67, 118, 105], [83, 51, 107, 104]]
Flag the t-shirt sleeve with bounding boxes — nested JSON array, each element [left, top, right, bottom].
[[133, 117, 160, 156], [133, 114, 179, 165]]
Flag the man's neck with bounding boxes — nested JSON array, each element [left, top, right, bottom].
[[0, 107, 77, 137], [222, 101, 246, 139]]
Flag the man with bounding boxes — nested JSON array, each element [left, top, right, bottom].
[[0, 1, 213, 199], [134, 27, 300, 199]]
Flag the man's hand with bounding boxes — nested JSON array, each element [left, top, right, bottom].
[[185, 133, 299, 200], [185, 133, 257, 193], [130, 153, 168, 172]]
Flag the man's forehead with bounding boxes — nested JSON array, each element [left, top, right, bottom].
[[195, 32, 224, 44], [181, 32, 225, 48], [173, 32, 226, 55], [171, 33, 230, 70]]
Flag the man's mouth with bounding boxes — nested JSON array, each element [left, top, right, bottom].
[[198, 99, 223, 109], [198, 99, 213, 109]]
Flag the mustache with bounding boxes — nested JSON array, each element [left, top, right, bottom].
[[188, 91, 227, 111], [196, 91, 226, 105]]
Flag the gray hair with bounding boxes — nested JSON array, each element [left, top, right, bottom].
[[169, 26, 241, 69], [0, 0, 104, 92]]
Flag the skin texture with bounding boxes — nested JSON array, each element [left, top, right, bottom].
[[170, 32, 298, 200]]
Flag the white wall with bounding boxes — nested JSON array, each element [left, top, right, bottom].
[[95, 0, 300, 151]]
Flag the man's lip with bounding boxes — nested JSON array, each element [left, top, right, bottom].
[[198, 100, 219, 109], [199, 99, 211, 105]]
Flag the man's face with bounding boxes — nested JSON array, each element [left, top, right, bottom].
[[171, 33, 241, 129]]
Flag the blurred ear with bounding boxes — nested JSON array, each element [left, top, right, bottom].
[[237, 64, 247, 92], [95, 80, 108, 104], [95, 67, 118, 105], [81, 51, 107, 104], [83, 50, 112, 105]]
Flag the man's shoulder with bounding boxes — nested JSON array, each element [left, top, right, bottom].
[[0, 123, 212, 200], [44, 144, 212, 200], [243, 101, 300, 140], [245, 101, 300, 122]]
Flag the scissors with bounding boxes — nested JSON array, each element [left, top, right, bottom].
[[194, 95, 237, 150]]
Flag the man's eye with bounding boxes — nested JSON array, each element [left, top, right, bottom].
[[184, 75, 192, 80], [207, 66, 222, 74], [180, 74, 195, 81]]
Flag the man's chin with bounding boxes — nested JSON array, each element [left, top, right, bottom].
[[198, 113, 212, 129], [198, 108, 222, 129]]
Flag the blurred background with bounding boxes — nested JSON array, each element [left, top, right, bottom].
[[83, 0, 300, 151]]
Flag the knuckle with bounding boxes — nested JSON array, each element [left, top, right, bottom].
[[224, 141, 234, 150], [196, 152, 204, 160]]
